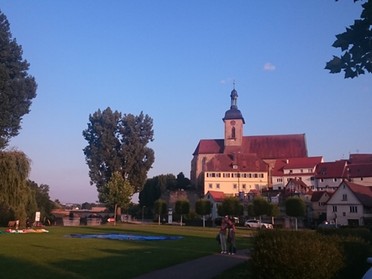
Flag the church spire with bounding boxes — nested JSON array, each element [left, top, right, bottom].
[[223, 85, 245, 124], [223, 86, 245, 148]]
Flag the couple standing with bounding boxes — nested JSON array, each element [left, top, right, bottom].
[[219, 215, 236, 255]]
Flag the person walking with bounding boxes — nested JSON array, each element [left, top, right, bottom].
[[227, 217, 236, 255], [219, 216, 229, 254]]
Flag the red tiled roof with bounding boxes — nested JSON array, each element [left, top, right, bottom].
[[193, 134, 308, 159], [347, 163, 372, 178], [310, 191, 332, 202], [283, 156, 323, 169], [272, 156, 323, 176], [315, 160, 348, 179], [349, 154, 372, 164], [285, 178, 308, 189], [205, 191, 225, 202], [193, 139, 224, 154], [205, 153, 268, 172], [345, 181, 372, 207]]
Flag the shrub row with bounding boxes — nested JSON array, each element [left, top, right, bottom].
[[250, 229, 372, 279]]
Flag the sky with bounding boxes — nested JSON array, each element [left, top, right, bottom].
[[1, 1, 371, 204]]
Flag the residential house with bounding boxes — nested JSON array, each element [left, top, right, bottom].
[[326, 180, 372, 226], [204, 190, 225, 220], [314, 160, 349, 190], [271, 156, 323, 190], [310, 191, 333, 224]]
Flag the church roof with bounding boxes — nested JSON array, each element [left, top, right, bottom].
[[193, 134, 308, 159], [223, 108, 245, 123], [204, 153, 268, 172]]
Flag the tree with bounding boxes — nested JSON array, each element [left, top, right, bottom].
[[325, 0, 372, 78], [27, 180, 54, 222], [195, 199, 212, 227], [139, 174, 175, 209], [82, 107, 154, 203], [154, 199, 167, 225], [285, 197, 306, 230], [105, 171, 133, 225], [267, 203, 280, 225], [0, 11, 37, 149], [0, 150, 34, 226], [175, 200, 190, 226], [176, 172, 191, 190], [252, 197, 270, 218], [218, 197, 243, 217]]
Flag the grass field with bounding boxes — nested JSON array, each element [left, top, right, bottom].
[[0, 224, 253, 278]]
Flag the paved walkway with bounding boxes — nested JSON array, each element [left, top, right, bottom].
[[133, 249, 250, 279]]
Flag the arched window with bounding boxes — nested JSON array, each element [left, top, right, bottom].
[[231, 127, 236, 139]]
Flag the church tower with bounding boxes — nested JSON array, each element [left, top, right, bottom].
[[223, 87, 245, 148]]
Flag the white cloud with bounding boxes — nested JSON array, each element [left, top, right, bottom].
[[263, 63, 276, 71]]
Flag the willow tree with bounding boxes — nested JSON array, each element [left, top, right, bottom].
[[82, 107, 154, 203], [0, 11, 37, 149], [0, 151, 34, 226]]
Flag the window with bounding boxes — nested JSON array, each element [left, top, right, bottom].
[[233, 184, 237, 189], [334, 178, 337, 182], [350, 206, 358, 213], [208, 184, 212, 189], [342, 194, 347, 201], [216, 184, 220, 189], [242, 184, 246, 189], [332, 206, 337, 212], [231, 127, 236, 139]]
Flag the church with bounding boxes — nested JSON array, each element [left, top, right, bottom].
[[190, 87, 308, 196]]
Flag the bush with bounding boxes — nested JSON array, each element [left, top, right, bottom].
[[338, 236, 371, 279], [251, 230, 344, 279]]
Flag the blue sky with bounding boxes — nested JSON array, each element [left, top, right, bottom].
[[1, 1, 371, 203]]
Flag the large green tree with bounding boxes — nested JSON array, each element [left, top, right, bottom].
[[82, 107, 154, 203], [0, 11, 37, 149], [325, 0, 372, 78]]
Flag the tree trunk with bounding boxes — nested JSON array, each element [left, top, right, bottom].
[[114, 204, 117, 226]]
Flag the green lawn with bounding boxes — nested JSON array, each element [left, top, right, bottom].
[[0, 224, 253, 278]]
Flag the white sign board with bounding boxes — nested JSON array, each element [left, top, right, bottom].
[[35, 211, 41, 222]]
